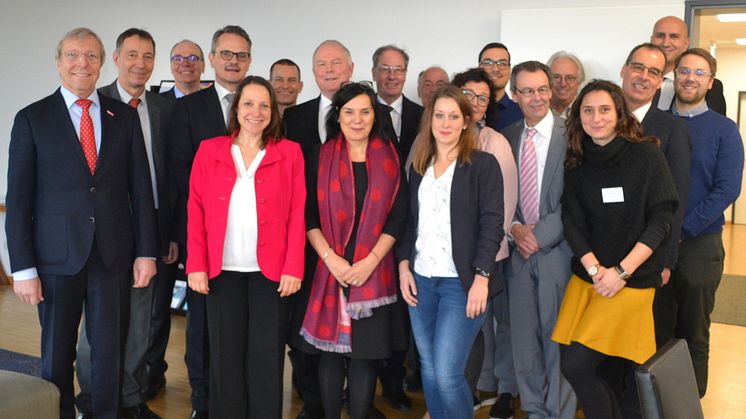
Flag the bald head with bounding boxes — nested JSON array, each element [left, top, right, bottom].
[[651, 16, 690, 73], [417, 66, 449, 106]]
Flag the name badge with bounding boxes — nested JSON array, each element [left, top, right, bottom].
[[602, 187, 624, 203]]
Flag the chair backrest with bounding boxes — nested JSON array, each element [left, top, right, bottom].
[[635, 339, 704, 419]]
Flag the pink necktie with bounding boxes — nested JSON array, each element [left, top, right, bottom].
[[76, 98, 97, 174], [520, 128, 539, 225]]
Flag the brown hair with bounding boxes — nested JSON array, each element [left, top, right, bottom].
[[565, 79, 657, 169], [227, 76, 281, 147], [675, 47, 717, 76], [411, 84, 476, 175]]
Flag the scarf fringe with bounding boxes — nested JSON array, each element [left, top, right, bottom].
[[346, 294, 397, 319], [299, 328, 352, 353]]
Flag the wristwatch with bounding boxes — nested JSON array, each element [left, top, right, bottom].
[[614, 265, 631, 281], [586, 264, 600, 276], [475, 267, 491, 278]]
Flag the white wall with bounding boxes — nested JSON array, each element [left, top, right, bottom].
[[0, 0, 684, 199]]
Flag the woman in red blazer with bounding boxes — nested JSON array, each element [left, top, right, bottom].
[[186, 76, 306, 419]]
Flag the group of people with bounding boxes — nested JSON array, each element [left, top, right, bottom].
[[6, 14, 744, 419]]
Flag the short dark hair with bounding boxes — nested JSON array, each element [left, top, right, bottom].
[[116, 28, 155, 54], [270, 58, 301, 80], [227, 76, 282, 146], [478, 42, 510, 63], [624, 43, 666, 66], [675, 47, 717, 77], [510, 61, 553, 92], [325, 82, 384, 141], [451, 67, 496, 120], [372, 45, 409, 68], [211, 25, 252, 53]]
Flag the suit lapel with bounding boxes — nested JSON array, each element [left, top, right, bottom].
[[98, 96, 118, 174], [52, 89, 91, 174], [207, 86, 228, 135], [540, 116, 564, 209], [147, 94, 161, 172]]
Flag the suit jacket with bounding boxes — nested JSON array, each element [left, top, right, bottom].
[[283, 96, 322, 157], [99, 81, 175, 256], [397, 151, 504, 296], [501, 114, 572, 284], [396, 95, 424, 163], [186, 136, 306, 281], [160, 88, 177, 101], [652, 77, 726, 116], [6, 89, 157, 275], [641, 106, 692, 267], [170, 85, 227, 245]]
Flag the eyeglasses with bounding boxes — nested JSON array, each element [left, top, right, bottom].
[[218, 50, 251, 62], [479, 59, 510, 69], [627, 62, 663, 79], [674, 67, 712, 79], [62, 50, 100, 62], [513, 86, 551, 97], [462, 89, 490, 106], [551, 74, 579, 84], [374, 65, 406, 75], [171, 54, 202, 64]]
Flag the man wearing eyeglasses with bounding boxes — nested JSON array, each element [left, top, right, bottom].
[[7, 27, 157, 419], [618, 43, 692, 354], [546, 51, 585, 118], [170, 25, 252, 419], [670, 48, 743, 398], [478, 42, 523, 132], [72, 27, 174, 419], [161, 40, 205, 100], [650, 15, 726, 115], [502, 61, 577, 419]]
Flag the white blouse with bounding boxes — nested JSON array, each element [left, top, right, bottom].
[[414, 160, 459, 278], [221, 145, 266, 272]]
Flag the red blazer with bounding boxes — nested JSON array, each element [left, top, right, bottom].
[[186, 135, 306, 281]]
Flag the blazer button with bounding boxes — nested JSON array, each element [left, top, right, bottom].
[[90, 187, 96, 193], [259, 240, 266, 246], [256, 179, 264, 184], [88, 217, 95, 223], [259, 198, 266, 204], [260, 220, 267, 226]]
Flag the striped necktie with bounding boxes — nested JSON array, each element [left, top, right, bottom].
[[520, 127, 539, 225]]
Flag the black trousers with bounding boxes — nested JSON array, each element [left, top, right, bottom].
[[206, 270, 289, 419], [41, 243, 129, 419], [144, 260, 178, 379], [671, 233, 724, 397], [185, 286, 210, 411]]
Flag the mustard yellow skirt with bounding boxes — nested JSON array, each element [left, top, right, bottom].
[[551, 275, 656, 365]]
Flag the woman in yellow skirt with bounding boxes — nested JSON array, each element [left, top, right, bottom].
[[552, 80, 678, 419]]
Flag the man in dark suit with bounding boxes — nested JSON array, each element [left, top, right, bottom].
[[161, 39, 205, 100], [73, 28, 176, 419], [620, 43, 692, 348], [170, 25, 252, 419], [283, 39, 353, 419], [650, 15, 727, 115], [6, 27, 157, 419]]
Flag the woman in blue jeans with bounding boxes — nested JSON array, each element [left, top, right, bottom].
[[397, 85, 504, 418]]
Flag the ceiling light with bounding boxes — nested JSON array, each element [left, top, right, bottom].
[[736, 38, 746, 45], [717, 13, 746, 22]]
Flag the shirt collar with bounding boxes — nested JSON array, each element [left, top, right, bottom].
[[60, 85, 100, 109], [632, 102, 652, 122], [377, 94, 403, 114], [497, 92, 515, 109], [524, 111, 553, 139], [116, 80, 147, 107], [214, 81, 234, 101], [671, 100, 709, 118], [319, 94, 333, 110]]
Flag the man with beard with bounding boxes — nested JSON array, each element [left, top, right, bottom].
[[478, 42, 523, 131]]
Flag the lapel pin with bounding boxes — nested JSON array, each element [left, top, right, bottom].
[[106, 110, 115, 117]]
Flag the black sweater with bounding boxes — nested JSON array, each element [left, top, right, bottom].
[[562, 137, 679, 288]]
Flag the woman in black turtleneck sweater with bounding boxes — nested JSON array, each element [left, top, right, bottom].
[[551, 80, 678, 419]]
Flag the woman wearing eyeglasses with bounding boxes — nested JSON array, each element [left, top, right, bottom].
[[552, 80, 678, 418], [300, 81, 408, 419]]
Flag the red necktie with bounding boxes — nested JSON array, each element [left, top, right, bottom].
[[129, 97, 141, 108], [76, 98, 97, 174]]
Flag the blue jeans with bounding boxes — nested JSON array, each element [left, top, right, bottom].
[[409, 272, 487, 419]]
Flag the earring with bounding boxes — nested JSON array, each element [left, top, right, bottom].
[[463, 126, 467, 130]]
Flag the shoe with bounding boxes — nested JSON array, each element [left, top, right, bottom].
[[403, 370, 422, 392], [296, 409, 323, 419], [473, 395, 482, 411], [143, 374, 166, 400], [77, 413, 93, 419], [474, 390, 498, 409], [121, 402, 161, 419], [189, 410, 208, 419], [367, 404, 386, 419], [489, 393, 515, 419], [382, 386, 411, 411]]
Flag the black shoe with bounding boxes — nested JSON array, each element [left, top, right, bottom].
[[121, 402, 161, 419], [402, 370, 422, 392], [77, 414, 93, 419], [189, 410, 208, 419], [382, 387, 411, 411], [489, 393, 515, 419], [296, 409, 323, 419], [143, 374, 166, 400], [367, 404, 386, 419]]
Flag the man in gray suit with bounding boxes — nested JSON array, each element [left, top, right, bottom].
[[501, 61, 576, 419], [76, 28, 176, 419]]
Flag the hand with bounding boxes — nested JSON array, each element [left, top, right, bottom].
[[278, 274, 302, 297], [466, 275, 489, 319], [162, 241, 179, 264], [593, 267, 626, 298], [188, 272, 209, 295], [511, 224, 540, 259], [661, 268, 671, 286], [324, 252, 352, 287], [399, 263, 418, 307], [14, 277, 44, 305], [133, 257, 157, 288], [342, 253, 379, 287]]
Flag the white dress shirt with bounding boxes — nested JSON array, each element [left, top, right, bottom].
[[632, 102, 653, 123], [518, 112, 554, 203], [413, 160, 459, 278], [221, 145, 266, 272], [378, 95, 403, 140], [318, 95, 333, 143]]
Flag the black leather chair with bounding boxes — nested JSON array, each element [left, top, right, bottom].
[[635, 339, 704, 419]]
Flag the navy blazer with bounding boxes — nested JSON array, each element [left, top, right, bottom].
[[397, 151, 505, 296], [6, 89, 157, 275]]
